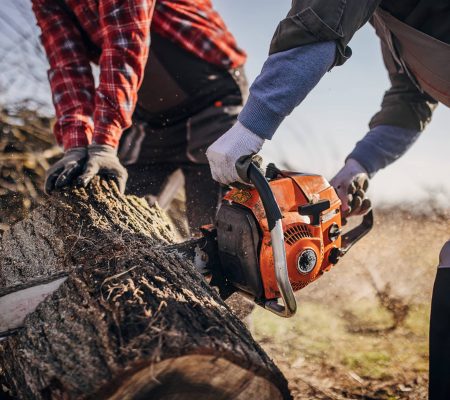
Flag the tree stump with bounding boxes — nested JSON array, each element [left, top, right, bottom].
[[0, 179, 291, 400]]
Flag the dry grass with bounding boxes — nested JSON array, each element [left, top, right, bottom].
[[0, 107, 59, 233]]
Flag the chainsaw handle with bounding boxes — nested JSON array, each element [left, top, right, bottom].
[[247, 162, 297, 318], [340, 210, 374, 257], [247, 163, 282, 231]]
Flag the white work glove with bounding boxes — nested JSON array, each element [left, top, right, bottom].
[[206, 122, 265, 185], [330, 158, 371, 221]]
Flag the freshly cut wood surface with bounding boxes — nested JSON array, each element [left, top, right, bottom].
[[0, 179, 291, 400]]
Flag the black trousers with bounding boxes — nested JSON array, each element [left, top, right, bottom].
[[118, 32, 247, 234], [429, 267, 450, 399], [118, 99, 243, 233]]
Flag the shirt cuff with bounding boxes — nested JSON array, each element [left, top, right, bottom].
[[347, 142, 384, 179], [93, 123, 122, 148], [55, 119, 93, 151], [93, 133, 121, 148], [238, 94, 285, 140]]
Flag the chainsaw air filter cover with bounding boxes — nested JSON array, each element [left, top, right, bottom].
[[217, 171, 342, 302]]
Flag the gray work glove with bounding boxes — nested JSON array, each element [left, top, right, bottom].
[[206, 121, 265, 185], [77, 144, 128, 193], [45, 147, 87, 194], [330, 158, 371, 222]]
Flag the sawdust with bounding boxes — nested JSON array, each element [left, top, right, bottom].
[[0, 107, 446, 399]]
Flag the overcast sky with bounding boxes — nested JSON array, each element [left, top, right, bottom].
[[1, 0, 449, 205]]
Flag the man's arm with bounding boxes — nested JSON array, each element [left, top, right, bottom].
[[347, 125, 420, 178], [206, 42, 336, 184], [93, 0, 155, 148], [76, 1, 155, 193], [331, 48, 438, 217], [32, 0, 96, 150], [346, 42, 438, 178], [238, 41, 336, 140]]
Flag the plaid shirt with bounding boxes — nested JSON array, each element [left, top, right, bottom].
[[32, 0, 246, 150]]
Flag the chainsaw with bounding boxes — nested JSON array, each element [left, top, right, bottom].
[[0, 160, 372, 338]]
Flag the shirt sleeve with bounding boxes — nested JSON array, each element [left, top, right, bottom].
[[93, 1, 154, 148], [347, 124, 420, 177], [369, 72, 438, 132], [32, 0, 96, 150], [238, 41, 336, 139]]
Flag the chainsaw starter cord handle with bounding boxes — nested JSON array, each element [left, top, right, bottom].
[[247, 161, 297, 318]]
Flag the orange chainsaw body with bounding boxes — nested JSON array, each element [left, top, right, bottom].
[[222, 172, 342, 300]]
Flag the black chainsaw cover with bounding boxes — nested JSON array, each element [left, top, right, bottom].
[[216, 203, 264, 299]]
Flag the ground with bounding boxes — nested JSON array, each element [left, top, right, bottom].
[[250, 208, 448, 399], [1, 109, 448, 399]]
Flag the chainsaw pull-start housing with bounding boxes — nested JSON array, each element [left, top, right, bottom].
[[215, 162, 373, 318]]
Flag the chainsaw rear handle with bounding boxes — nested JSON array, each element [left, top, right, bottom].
[[245, 160, 297, 318], [339, 210, 374, 257]]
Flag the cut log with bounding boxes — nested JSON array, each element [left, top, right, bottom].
[[0, 179, 291, 400]]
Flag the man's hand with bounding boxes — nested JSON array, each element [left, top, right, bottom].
[[330, 158, 371, 220], [77, 144, 128, 193], [45, 147, 87, 194], [206, 122, 265, 185]]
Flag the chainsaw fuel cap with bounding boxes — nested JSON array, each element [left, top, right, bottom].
[[297, 249, 317, 274]]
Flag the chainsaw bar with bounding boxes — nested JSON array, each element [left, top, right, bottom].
[[0, 231, 225, 339], [0, 273, 68, 339]]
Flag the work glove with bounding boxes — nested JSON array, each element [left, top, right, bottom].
[[77, 144, 128, 193], [330, 158, 371, 221], [45, 147, 87, 194], [206, 122, 265, 185]]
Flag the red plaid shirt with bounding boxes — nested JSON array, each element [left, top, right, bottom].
[[32, 0, 246, 150]]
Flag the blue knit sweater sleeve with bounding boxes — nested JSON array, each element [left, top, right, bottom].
[[238, 41, 337, 140], [348, 125, 420, 177]]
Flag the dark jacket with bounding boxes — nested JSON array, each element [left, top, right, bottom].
[[270, 0, 450, 131]]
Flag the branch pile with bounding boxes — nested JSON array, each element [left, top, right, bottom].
[[0, 107, 59, 232]]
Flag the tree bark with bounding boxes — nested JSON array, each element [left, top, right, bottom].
[[0, 179, 291, 400]]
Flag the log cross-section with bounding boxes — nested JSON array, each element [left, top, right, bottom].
[[0, 179, 291, 400]]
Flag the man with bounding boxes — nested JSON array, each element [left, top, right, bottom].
[[206, 1, 449, 398], [33, 0, 246, 233]]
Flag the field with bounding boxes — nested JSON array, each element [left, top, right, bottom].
[[251, 208, 449, 399]]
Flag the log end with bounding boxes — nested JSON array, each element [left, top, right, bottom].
[[104, 355, 285, 400]]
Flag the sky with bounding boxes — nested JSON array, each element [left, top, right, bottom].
[[0, 0, 449, 206]]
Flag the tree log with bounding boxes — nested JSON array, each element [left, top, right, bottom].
[[0, 179, 291, 400]]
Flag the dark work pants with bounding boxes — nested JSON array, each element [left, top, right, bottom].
[[118, 34, 247, 234], [429, 267, 450, 399], [118, 100, 242, 233], [124, 163, 221, 233]]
